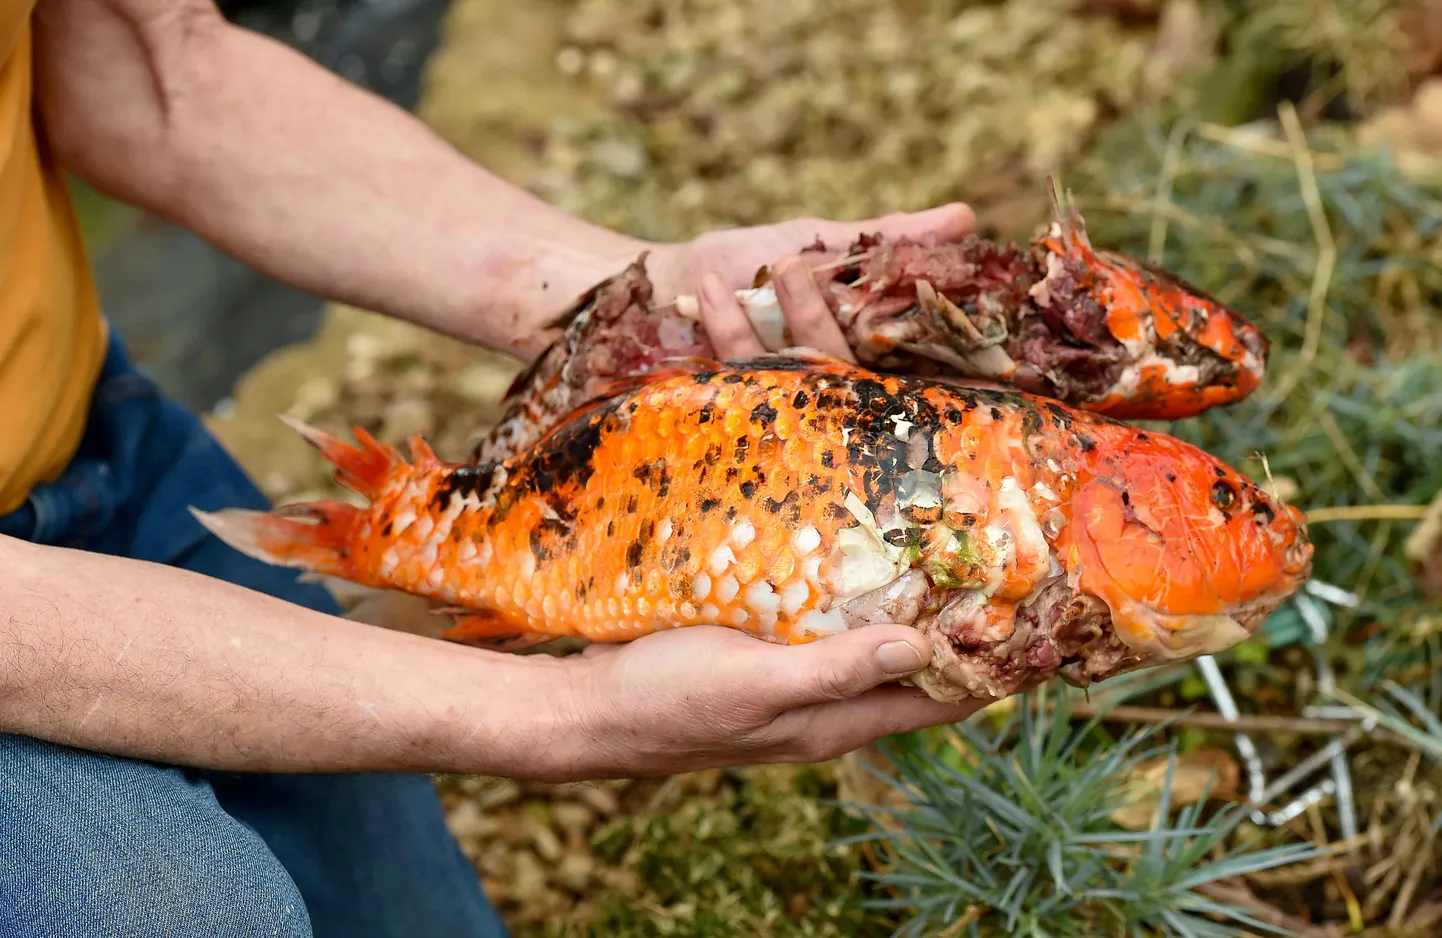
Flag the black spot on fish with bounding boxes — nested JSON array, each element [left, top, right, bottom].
[[1076, 433, 1097, 453], [1045, 402, 1072, 429], [792, 390, 810, 408], [820, 450, 835, 468], [704, 443, 723, 467], [740, 480, 758, 499], [697, 402, 715, 425], [1022, 409, 1043, 436], [693, 372, 718, 385], [606, 520, 615, 538], [723, 374, 744, 384], [669, 574, 692, 600], [431, 462, 498, 510], [529, 516, 570, 563], [882, 528, 911, 547], [595, 495, 605, 510], [725, 466, 740, 483], [990, 407, 1003, 422], [625, 541, 644, 569], [626, 494, 639, 514], [700, 497, 721, 513], [823, 502, 850, 521], [750, 402, 778, 426], [381, 520, 393, 538], [734, 436, 750, 464], [1121, 491, 1131, 507], [762, 491, 799, 515], [725, 506, 738, 521], [1165, 473, 1177, 483]]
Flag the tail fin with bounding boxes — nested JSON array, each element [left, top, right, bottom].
[[279, 415, 404, 500], [190, 501, 360, 580]]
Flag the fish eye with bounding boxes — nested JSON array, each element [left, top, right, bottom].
[[1211, 481, 1238, 511]]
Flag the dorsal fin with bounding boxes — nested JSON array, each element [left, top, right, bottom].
[[727, 346, 868, 377]]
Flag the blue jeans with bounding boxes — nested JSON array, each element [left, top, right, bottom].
[[0, 326, 508, 938]]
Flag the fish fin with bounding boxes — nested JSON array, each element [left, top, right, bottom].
[[190, 500, 359, 579], [1040, 173, 1093, 253], [406, 433, 440, 468], [440, 611, 553, 651], [278, 415, 404, 500], [722, 346, 867, 377]]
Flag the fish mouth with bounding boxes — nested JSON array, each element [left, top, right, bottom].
[[1091, 588, 1290, 666]]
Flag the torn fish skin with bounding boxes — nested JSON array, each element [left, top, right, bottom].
[[469, 178, 1270, 467], [193, 352, 1311, 705]]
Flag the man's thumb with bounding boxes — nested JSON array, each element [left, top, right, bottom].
[[764, 625, 935, 709]]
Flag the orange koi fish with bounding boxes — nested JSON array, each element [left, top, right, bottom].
[[472, 180, 1269, 465], [194, 352, 1310, 703]]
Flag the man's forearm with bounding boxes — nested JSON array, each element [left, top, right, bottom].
[[33, 0, 646, 359], [0, 535, 582, 776]]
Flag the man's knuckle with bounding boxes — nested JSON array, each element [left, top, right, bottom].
[[812, 660, 860, 701]]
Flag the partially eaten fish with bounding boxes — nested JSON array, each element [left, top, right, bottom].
[[194, 352, 1311, 704], [472, 180, 1269, 465]]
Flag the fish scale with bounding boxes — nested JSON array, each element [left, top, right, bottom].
[[194, 351, 1313, 703]]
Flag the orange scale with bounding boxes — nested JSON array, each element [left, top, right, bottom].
[[653, 408, 679, 440], [644, 569, 666, 596], [735, 552, 766, 585], [773, 404, 803, 441], [722, 407, 750, 439], [768, 550, 796, 583]]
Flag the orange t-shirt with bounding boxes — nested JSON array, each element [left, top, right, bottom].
[[0, 0, 106, 515]]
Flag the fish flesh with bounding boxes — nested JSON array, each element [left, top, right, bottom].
[[472, 180, 1270, 466], [194, 351, 1312, 704]]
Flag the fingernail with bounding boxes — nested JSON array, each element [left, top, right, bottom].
[[876, 640, 924, 675]]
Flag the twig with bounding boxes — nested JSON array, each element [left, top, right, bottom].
[[1304, 504, 1431, 524], [1190, 121, 1349, 172], [1266, 101, 1338, 407], [1059, 702, 1410, 746], [1147, 119, 1191, 264], [1315, 407, 1387, 502], [1194, 880, 1343, 937]]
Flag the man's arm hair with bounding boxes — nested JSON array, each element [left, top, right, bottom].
[[0, 533, 584, 776], [30, 0, 645, 360]]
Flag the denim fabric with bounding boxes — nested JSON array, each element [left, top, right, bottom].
[[0, 326, 508, 938]]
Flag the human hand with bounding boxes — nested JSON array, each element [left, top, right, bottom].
[[544, 622, 992, 781], [645, 203, 977, 360]]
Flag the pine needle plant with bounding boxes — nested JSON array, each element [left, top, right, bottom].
[[836, 689, 1325, 938]]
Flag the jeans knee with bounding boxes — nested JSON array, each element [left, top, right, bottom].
[[0, 736, 313, 938]]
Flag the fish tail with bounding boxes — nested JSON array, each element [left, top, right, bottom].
[[189, 501, 361, 580], [279, 414, 402, 500]]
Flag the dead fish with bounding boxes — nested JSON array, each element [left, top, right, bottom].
[[194, 351, 1310, 704]]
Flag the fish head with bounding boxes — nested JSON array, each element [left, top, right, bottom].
[[1034, 184, 1271, 419], [1063, 428, 1312, 664]]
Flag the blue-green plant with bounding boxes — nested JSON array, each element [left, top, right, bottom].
[[835, 690, 1325, 937]]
